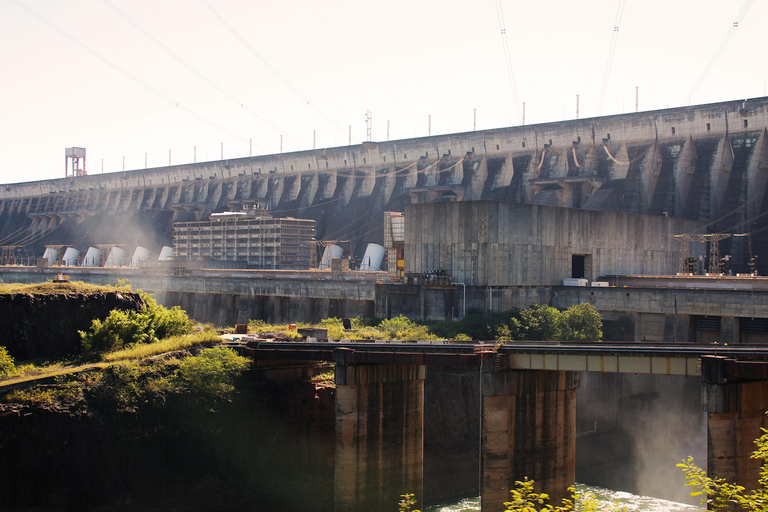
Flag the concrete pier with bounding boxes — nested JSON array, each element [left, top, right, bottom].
[[481, 368, 579, 511], [334, 352, 425, 512], [702, 356, 768, 494]]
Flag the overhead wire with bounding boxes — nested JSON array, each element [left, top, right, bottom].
[[493, 0, 522, 124], [596, 0, 627, 116], [100, 0, 297, 148], [688, 0, 755, 102], [10, 0, 248, 143], [198, 0, 347, 136]]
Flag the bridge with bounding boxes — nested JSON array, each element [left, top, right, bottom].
[[236, 339, 768, 511]]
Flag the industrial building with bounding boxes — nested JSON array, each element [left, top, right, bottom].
[[404, 201, 705, 286], [172, 209, 315, 270]]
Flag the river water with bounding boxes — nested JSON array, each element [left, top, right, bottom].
[[425, 484, 703, 511]]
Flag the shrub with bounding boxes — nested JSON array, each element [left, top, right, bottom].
[[317, 317, 346, 339], [80, 291, 194, 353], [377, 316, 438, 340], [518, 303, 562, 341], [559, 303, 603, 341], [0, 346, 16, 377], [174, 347, 250, 395]]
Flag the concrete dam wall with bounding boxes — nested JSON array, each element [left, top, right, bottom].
[[2, 96, 768, 268]]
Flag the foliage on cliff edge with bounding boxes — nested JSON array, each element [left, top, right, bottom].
[[80, 290, 194, 352]]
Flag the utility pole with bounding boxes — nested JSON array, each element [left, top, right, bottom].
[[576, 94, 580, 119], [428, 114, 431, 136], [313, 130, 316, 150], [169, 150, 171, 166], [280, 135, 283, 154], [220, 142, 223, 160], [366, 110, 372, 141], [387, 120, 390, 141], [348, 125, 351, 146], [522, 102, 526, 126], [194, 146, 197, 163], [635, 86, 639, 112], [473, 108, 477, 131]]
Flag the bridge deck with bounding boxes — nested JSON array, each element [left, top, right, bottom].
[[236, 339, 768, 376]]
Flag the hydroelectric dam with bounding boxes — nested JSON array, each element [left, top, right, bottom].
[[2, 96, 768, 271]]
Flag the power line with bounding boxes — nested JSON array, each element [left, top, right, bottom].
[[10, 0, 247, 143], [596, 0, 627, 116], [688, 0, 755, 102], [101, 0, 296, 148], [199, 0, 346, 135], [494, 0, 522, 124]]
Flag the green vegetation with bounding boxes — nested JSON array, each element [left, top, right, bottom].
[[0, 346, 16, 377], [175, 347, 250, 395], [398, 493, 420, 512], [102, 331, 220, 362], [426, 303, 603, 342], [6, 346, 250, 409], [246, 305, 602, 342], [0, 280, 129, 296], [80, 291, 194, 352], [497, 417, 768, 511], [677, 420, 768, 510]]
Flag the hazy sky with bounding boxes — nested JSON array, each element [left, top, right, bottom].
[[1, 0, 767, 184]]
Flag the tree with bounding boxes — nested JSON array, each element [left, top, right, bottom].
[[517, 304, 562, 341], [677, 421, 768, 510], [558, 303, 602, 341], [0, 346, 15, 377]]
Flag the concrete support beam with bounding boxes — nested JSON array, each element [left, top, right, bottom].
[[702, 356, 768, 495], [334, 353, 425, 512], [481, 368, 579, 511]]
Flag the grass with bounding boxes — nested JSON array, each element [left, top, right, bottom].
[[102, 331, 220, 362], [0, 281, 128, 296], [0, 332, 221, 389], [311, 364, 335, 388]]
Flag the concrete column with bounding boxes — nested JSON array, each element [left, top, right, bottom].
[[720, 316, 737, 344], [481, 367, 579, 512], [702, 356, 768, 494], [334, 351, 425, 512]]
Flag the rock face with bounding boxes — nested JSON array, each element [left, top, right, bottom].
[[0, 286, 144, 359], [0, 377, 336, 512]]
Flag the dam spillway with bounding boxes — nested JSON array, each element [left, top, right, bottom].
[[1, 96, 768, 270]]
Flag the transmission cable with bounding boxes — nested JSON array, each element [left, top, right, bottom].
[[199, 0, 347, 135], [100, 0, 297, 148], [10, 0, 248, 143], [493, 0, 522, 124], [596, 0, 627, 116], [688, 0, 755, 102]]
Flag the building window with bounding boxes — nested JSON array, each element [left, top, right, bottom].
[[671, 127, 676, 134], [290, 165, 294, 171], [383, 156, 386, 162], [522, 141, 526, 148], [745, 119, 749, 128], [706, 123, 711, 132], [363, 158, 366, 164], [496, 144, 500, 150]]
